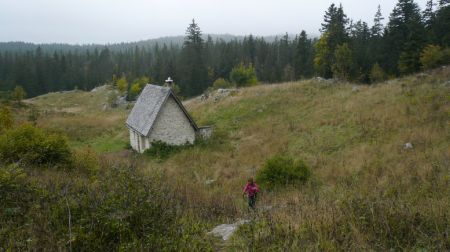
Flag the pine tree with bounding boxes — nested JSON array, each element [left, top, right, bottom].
[[332, 43, 354, 80], [371, 5, 384, 37], [243, 34, 256, 65], [314, 33, 332, 78], [318, 3, 350, 78], [384, 0, 426, 74], [423, 0, 437, 43], [423, 0, 436, 27], [321, 3, 349, 48], [294, 31, 314, 79], [278, 33, 291, 74], [179, 19, 208, 96], [434, 0, 450, 46], [369, 6, 385, 72], [351, 21, 371, 82]]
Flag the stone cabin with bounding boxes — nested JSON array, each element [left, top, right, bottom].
[[126, 84, 212, 153]]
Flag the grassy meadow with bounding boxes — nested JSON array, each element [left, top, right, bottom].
[[3, 67, 450, 250], [26, 86, 129, 152]]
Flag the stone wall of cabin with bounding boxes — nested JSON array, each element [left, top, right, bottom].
[[129, 128, 142, 153], [146, 96, 196, 147], [128, 96, 196, 153]]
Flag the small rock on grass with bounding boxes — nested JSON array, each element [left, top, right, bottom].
[[208, 219, 249, 241], [404, 142, 413, 149]]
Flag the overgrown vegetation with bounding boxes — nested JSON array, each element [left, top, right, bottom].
[[0, 162, 214, 251], [230, 63, 258, 87], [256, 155, 310, 189], [0, 124, 71, 167], [144, 140, 193, 160]]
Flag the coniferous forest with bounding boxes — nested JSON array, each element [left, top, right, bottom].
[[0, 0, 449, 98]]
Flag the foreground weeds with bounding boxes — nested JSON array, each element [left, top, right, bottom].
[[0, 158, 215, 251]]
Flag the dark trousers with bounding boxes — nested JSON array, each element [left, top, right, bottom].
[[248, 194, 257, 209]]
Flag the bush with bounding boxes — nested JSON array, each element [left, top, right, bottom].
[[0, 124, 71, 166], [10, 86, 26, 104], [230, 63, 258, 87], [0, 105, 13, 132], [0, 162, 214, 250], [420, 44, 450, 70], [116, 76, 128, 94], [129, 83, 142, 100], [0, 164, 34, 209], [0, 164, 41, 249], [256, 155, 310, 189], [107, 91, 118, 108], [370, 63, 386, 83], [71, 147, 100, 174], [144, 140, 191, 160], [212, 78, 233, 90]]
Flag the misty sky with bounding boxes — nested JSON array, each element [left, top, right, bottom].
[[0, 0, 428, 44]]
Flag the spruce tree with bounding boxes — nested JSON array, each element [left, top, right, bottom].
[[384, 0, 426, 74], [351, 21, 371, 82], [294, 31, 314, 79], [423, 0, 437, 43], [434, 0, 450, 46], [369, 6, 386, 78], [317, 3, 349, 78], [179, 19, 208, 96], [371, 5, 384, 37]]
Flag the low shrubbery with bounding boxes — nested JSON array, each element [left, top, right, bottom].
[[0, 162, 214, 251], [212, 78, 234, 90], [420, 44, 450, 70], [256, 155, 310, 189], [71, 147, 100, 174], [144, 140, 192, 160], [230, 63, 258, 87], [0, 124, 71, 166], [0, 105, 13, 132]]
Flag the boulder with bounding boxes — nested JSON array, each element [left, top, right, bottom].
[[208, 219, 249, 240], [404, 142, 413, 150]]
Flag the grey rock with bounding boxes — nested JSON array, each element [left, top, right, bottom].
[[208, 219, 249, 240], [404, 142, 413, 149], [205, 179, 215, 185]]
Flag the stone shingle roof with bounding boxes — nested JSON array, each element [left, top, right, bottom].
[[126, 84, 197, 136]]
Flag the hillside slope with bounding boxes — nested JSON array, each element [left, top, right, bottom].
[[167, 66, 449, 194], [160, 67, 450, 250], [25, 67, 450, 250]]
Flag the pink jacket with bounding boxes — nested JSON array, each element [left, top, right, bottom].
[[243, 182, 260, 197]]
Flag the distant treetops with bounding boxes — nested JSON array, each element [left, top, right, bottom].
[[0, 0, 448, 99]]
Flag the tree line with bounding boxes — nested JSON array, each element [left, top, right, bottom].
[[0, 0, 449, 98]]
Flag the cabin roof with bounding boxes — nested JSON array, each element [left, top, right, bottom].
[[126, 84, 198, 136]]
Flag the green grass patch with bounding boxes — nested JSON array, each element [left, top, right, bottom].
[[72, 131, 128, 153]]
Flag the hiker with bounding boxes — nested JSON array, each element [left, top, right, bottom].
[[243, 178, 260, 210]]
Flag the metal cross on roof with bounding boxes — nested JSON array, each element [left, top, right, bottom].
[[165, 77, 173, 84]]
